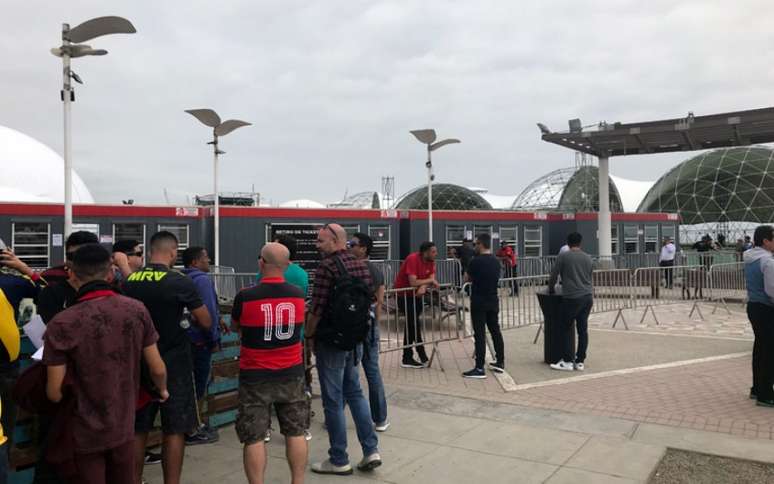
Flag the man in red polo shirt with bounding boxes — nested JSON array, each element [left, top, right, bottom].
[[394, 241, 440, 368], [232, 243, 308, 484]]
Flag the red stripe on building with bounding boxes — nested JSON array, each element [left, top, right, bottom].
[[0, 203, 203, 218], [239, 344, 303, 370]]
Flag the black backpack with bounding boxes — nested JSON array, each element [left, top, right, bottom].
[[319, 256, 373, 350]]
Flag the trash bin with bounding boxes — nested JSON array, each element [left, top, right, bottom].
[[537, 289, 575, 364]]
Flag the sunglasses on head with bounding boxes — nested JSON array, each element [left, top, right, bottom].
[[322, 224, 338, 241]]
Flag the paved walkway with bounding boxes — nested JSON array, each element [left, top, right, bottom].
[[143, 302, 774, 483], [144, 388, 774, 484]]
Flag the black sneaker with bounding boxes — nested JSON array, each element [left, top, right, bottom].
[[185, 426, 220, 445], [144, 451, 162, 465], [401, 358, 424, 369], [462, 368, 486, 379], [488, 362, 505, 374]]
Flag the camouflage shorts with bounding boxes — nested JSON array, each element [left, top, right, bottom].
[[236, 377, 309, 444]]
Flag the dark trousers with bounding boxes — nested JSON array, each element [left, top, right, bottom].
[[659, 260, 674, 288], [399, 296, 427, 361], [191, 342, 213, 401], [560, 295, 593, 363], [471, 305, 504, 369], [748, 303, 774, 401], [0, 442, 6, 484], [73, 440, 135, 484]]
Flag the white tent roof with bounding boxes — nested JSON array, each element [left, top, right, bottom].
[[0, 125, 94, 204], [279, 199, 326, 208], [467, 187, 518, 210], [609, 174, 654, 212]]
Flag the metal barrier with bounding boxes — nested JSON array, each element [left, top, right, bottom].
[[591, 269, 633, 328], [708, 262, 746, 314], [211, 272, 257, 303], [380, 284, 463, 369], [436, 258, 464, 287], [518, 257, 557, 277], [630, 265, 708, 323]]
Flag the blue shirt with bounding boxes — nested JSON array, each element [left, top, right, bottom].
[[181, 267, 221, 346]]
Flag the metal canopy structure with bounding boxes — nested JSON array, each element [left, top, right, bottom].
[[539, 106, 774, 263], [541, 107, 774, 158]]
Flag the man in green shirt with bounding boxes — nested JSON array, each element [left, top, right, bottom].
[[256, 235, 309, 296]]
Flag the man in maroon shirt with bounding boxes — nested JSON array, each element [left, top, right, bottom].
[[394, 241, 440, 368], [43, 244, 168, 484], [232, 243, 308, 484]]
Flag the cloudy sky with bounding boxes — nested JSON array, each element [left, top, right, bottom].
[[3, 1, 774, 206]]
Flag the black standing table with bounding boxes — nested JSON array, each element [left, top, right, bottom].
[[536, 289, 575, 364]]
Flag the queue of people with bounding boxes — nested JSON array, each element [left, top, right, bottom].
[[16, 223, 774, 482]]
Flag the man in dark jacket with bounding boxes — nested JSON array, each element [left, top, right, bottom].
[[37, 231, 99, 324], [181, 247, 222, 445]]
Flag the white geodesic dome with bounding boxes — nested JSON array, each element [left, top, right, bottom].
[[0, 125, 94, 204]]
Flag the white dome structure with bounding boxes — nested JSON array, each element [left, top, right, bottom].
[[279, 199, 326, 209], [0, 125, 94, 204]]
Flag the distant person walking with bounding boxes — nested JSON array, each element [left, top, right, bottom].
[[743, 225, 774, 407], [462, 234, 505, 379], [547, 233, 593, 372], [659, 237, 676, 289]]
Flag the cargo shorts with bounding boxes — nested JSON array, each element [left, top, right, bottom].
[[235, 377, 308, 444]]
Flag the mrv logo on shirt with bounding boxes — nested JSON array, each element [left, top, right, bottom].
[[126, 270, 168, 282]]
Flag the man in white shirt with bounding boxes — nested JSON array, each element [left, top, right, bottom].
[[659, 237, 676, 289]]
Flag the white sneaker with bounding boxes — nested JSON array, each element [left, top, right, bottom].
[[357, 453, 382, 471], [549, 360, 575, 371], [374, 421, 390, 432], [574, 362, 585, 371], [311, 459, 353, 475]]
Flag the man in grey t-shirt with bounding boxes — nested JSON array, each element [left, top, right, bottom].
[[547, 232, 593, 371]]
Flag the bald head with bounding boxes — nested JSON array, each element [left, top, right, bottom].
[[259, 242, 290, 278], [316, 223, 347, 255]]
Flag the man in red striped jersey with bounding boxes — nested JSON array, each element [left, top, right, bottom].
[[232, 243, 308, 484]]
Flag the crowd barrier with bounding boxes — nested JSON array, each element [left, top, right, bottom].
[[708, 262, 746, 315], [379, 284, 463, 369]]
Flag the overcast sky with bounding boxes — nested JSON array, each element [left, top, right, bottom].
[[3, 1, 774, 206]]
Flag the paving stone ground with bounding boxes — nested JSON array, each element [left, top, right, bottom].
[[143, 301, 774, 483]]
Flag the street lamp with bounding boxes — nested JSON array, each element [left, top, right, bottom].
[[51, 16, 136, 238], [410, 129, 460, 242], [185, 109, 251, 266]]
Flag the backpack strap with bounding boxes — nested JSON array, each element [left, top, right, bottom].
[[333, 254, 349, 279]]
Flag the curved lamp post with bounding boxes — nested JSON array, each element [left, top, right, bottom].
[[185, 109, 251, 265], [410, 129, 460, 242], [51, 16, 136, 238]]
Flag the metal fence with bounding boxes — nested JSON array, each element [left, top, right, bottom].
[[708, 262, 746, 314], [379, 284, 463, 369], [212, 259, 747, 366]]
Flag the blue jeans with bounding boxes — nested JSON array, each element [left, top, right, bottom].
[[316, 343, 379, 466], [191, 343, 213, 401], [361, 323, 388, 425]]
